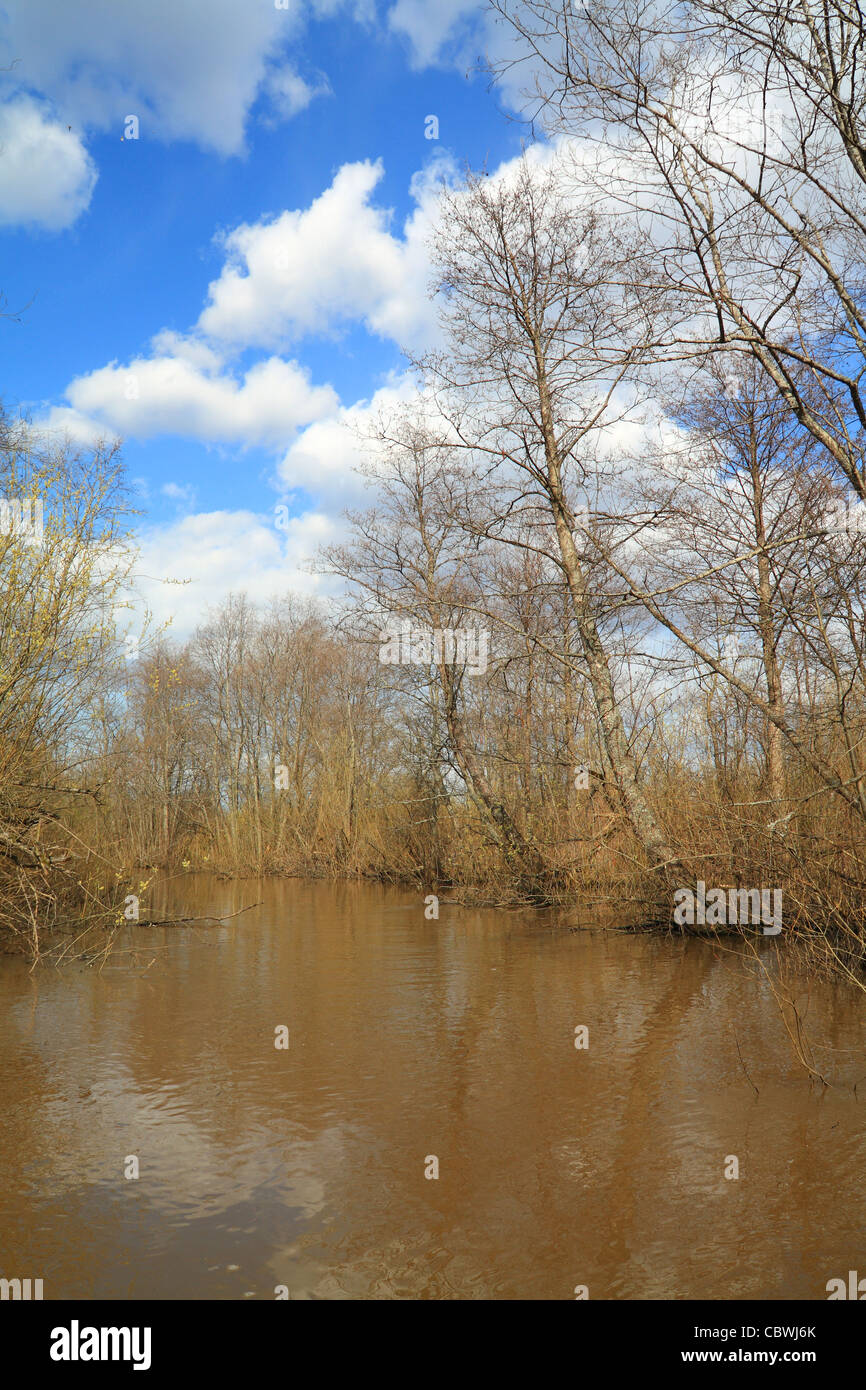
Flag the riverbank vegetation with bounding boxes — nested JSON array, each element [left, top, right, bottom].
[[2, 0, 865, 984]]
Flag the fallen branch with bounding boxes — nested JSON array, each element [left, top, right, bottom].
[[138, 901, 261, 927]]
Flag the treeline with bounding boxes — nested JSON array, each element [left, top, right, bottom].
[[2, 0, 866, 981], [2, 383, 865, 974]]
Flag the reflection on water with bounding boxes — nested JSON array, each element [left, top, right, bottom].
[[0, 876, 863, 1299]]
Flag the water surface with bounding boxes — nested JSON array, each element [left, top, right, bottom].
[[1, 877, 863, 1299]]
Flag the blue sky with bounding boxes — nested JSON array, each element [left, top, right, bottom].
[[0, 0, 533, 634]]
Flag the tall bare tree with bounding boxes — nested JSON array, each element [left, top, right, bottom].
[[414, 161, 681, 876], [493, 0, 866, 502]]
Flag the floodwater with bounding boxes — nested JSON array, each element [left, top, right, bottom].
[[0, 877, 864, 1300]]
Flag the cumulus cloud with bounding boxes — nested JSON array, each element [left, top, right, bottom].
[[387, 0, 486, 67], [277, 374, 420, 502], [32, 150, 456, 463], [37, 406, 118, 447], [0, 0, 316, 155], [0, 96, 97, 229], [56, 337, 338, 448], [197, 157, 449, 350], [37, 147, 595, 477], [131, 507, 341, 639]]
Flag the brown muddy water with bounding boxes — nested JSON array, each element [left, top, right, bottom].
[[1, 876, 864, 1300]]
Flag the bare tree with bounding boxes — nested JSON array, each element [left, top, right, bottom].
[[412, 160, 682, 877], [492, 0, 866, 502], [324, 419, 550, 889]]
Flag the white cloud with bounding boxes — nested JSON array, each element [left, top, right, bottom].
[[387, 0, 485, 67], [278, 374, 420, 502], [56, 340, 338, 448], [36, 406, 117, 447], [264, 65, 331, 120], [0, 0, 320, 155], [36, 146, 601, 477], [31, 151, 456, 471], [197, 158, 449, 350], [161, 481, 197, 506], [131, 507, 340, 639], [0, 96, 97, 229]]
